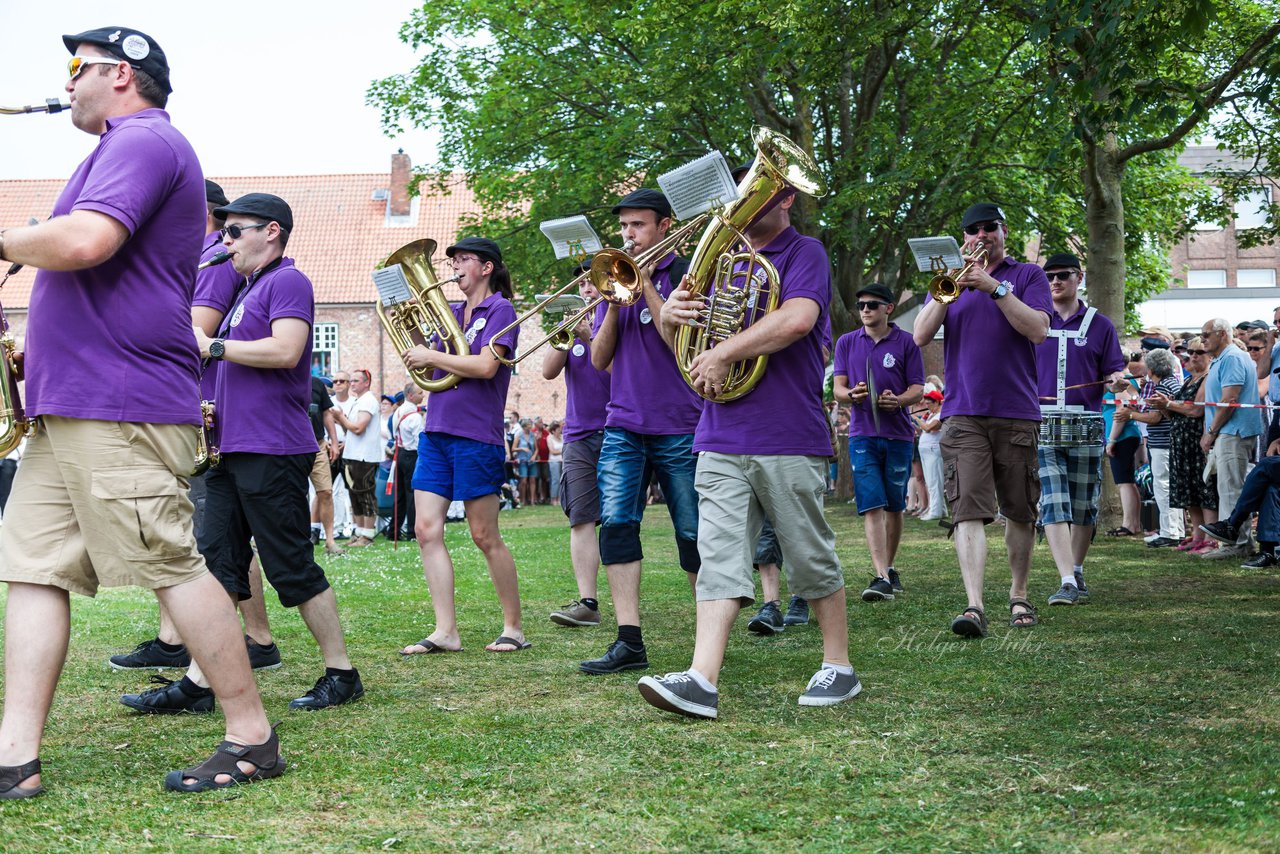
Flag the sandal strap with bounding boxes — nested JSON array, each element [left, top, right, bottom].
[[0, 758, 41, 792], [179, 726, 282, 783], [1009, 598, 1037, 614]]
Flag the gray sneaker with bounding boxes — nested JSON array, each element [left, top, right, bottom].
[[783, 596, 810, 626], [798, 665, 862, 707], [1200, 543, 1251, 560], [549, 600, 601, 627], [1073, 571, 1090, 603], [747, 600, 785, 635], [1047, 583, 1080, 606], [637, 672, 719, 719]]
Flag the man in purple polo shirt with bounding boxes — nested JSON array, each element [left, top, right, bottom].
[[640, 191, 860, 719], [579, 188, 702, 675], [124, 193, 362, 717], [543, 268, 612, 628], [0, 26, 280, 797], [912, 202, 1051, 638], [1034, 253, 1126, 606], [833, 282, 925, 602]]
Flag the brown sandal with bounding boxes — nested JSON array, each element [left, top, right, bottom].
[[950, 606, 988, 638], [0, 758, 43, 800], [164, 724, 286, 792], [1009, 598, 1039, 628]]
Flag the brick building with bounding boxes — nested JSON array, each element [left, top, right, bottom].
[[0, 153, 569, 423]]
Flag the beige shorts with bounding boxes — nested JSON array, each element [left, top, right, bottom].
[[0, 416, 208, 597], [693, 452, 844, 603], [309, 439, 333, 493]]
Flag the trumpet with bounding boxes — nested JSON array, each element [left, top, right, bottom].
[[927, 244, 988, 304], [1, 100, 70, 115]]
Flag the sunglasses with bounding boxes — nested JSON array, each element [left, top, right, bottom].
[[1248, 345, 1266, 352], [67, 56, 123, 80], [857, 300, 887, 311], [1046, 271, 1077, 282], [963, 221, 1002, 236], [332, 379, 349, 384], [1188, 350, 1207, 355], [219, 222, 269, 240]]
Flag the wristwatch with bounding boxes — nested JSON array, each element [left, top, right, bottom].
[[208, 338, 227, 360], [990, 281, 1010, 300]]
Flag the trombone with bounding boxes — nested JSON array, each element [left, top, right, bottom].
[[2, 100, 70, 115]]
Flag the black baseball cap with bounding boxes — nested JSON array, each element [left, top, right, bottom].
[[446, 236, 503, 265], [213, 193, 294, 233], [855, 283, 895, 304], [611, 189, 672, 219], [63, 27, 172, 95], [1043, 252, 1082, 271], [205, 180, 229, 209], [961, 202, 1006, 229]]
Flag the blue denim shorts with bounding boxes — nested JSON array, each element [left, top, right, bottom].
[[849, 436, 913, 514], [413, 432, 506, 501], [596, 428, 700, 571]]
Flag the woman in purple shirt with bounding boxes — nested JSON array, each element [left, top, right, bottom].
[[399, 237, 528, 655]]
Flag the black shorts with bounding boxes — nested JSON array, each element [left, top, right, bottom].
[[1109, 435, 1142, 484], [198, 452, 332, 609]]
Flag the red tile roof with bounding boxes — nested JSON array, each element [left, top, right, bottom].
[[0, 171, 479, 307]]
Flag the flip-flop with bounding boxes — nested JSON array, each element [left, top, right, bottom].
[[400, 638, 463, 656], [485, 635, 532, 652], [1106, 526, 1136, 537]]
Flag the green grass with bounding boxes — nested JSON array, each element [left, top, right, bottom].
[[2, 505, 1278, 852]]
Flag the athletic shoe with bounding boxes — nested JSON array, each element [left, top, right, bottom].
[[289, 670, 364, 710], [1047, 583, 1080, 606], [580, 640, 648, 674], [549, 600, 601, 627], [245, 635, 283, 671], [783, 595, 810, 626], [1241, 552, 1279, 569], [747, 600, 785, 635], [1146, 536, 1180, 548], [798, 665, 862, 707], [108, 637, 191, 671], [1199, 520, 1240, 545], [861, 576, 895, 602], [888, 568, 903, 593], [637, 671, 718, 719], [120, 675, 214, 715], [1074, 571, 1091, 603]]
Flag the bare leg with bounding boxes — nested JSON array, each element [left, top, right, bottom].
[[1119, 483, 1140, 532], [0, 584, 71, 788], [808, 587, 850, 667], [689, 598, 741, 686], [570, 522, 600, 600], [863, 508, 890, 577], [1006, 520, 1035, 622], [317, 489, 338, 549], [401, 490, 461, 653], [354, 513, 375, 536], [758, 563, 781, 603], [296, 587, 352, 669], [157, 602, 181, 645], [464, 494, 524, 649], [886, 511, 904, 567], [1044, 521, 1075, 577], [607, 560, 642, 627], [238, 555, 273, 646], [1071, 524, 1095, 566], [954, 519, 987, 610]]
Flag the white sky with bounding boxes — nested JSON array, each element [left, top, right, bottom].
[[1, 2, 440, 179]]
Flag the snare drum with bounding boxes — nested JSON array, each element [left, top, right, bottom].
[[1039, 410, 1104, 448]]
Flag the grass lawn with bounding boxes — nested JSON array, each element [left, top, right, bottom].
[[1, 503, 1278, 852]]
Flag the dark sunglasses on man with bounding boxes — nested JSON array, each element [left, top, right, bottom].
[[219, 222, 269, 240], [963, 221, 1002, 236], [857, 300, 887, 311]]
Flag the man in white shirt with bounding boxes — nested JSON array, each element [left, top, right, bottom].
[[333, 369, 382, 547]]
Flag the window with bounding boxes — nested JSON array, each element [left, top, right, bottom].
[[1238, 268, 1277, 288], [312, 322, 339, 376], [1192, 189, 1223, 231], [1186, 269, 1226, 289], [1235, 187, 1273, 230]]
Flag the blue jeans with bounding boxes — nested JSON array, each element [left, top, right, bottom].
[[849, 436, 912, 514], [597, 428, 700, 572]]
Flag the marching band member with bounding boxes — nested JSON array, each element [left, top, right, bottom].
[[833, 282, 924, 602], [641, 190, 860, 719], [399, 238, 528, 654], [912, 202, 1051, 637], [1033, 253, 1125, 606], [0, 27, 279, 796], [579, 190, 702, 675], [543, 268, 612, 628]]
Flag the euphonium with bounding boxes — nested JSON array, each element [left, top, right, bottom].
[[0, 326, 32, 458], [673, 126, 828, 403], [191, 400, 218, 476], [927, 244, 988, 304], [374, 239, 470, 392]]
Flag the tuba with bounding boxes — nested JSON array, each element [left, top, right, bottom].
[[374, 239, 470, 392], [673, 126, 828, 402]]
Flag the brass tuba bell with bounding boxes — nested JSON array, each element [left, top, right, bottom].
[[374, 239, 471, 392]]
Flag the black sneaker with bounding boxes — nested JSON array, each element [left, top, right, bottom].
[[108, 637, 191, 671], [579, 640, 648, 674], [1200, 520, 1240, 545], [1241, 552, 1279, 569], [783, 595, 810, 626], [1146, 536, 1179, 548], [747, 600, 785, 635], [861, 576, 895, 602], [289, 670, 364, 711], [120, 675, 214, 715], [246, 635, 283, 671], [637, 671, 718, 719], [309, 528, 321, 546], [887, 568, 903, 593]]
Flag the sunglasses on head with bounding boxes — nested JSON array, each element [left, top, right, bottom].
[[963, 221, 1002, 236], [67, 55, 122, 80], [857, 300, 887, 311], [219, 222, 269, 240], [1046, 270, 1076, 282]]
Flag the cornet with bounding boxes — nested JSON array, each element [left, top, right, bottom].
[[1, 99, 70, 115]]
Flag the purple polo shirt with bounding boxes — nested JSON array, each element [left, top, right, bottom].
[[26, 109, 204, 425], [693, 227, 833, 456], [194, 231, 242, 400], [927, 257, 1052, 421], [214, 258, 317, 455], [833, 324, 925, 441], [563, 335, 611, 443], [603, 253, 703, 435], [1035, 300, 1125, 412], [424, 292, 519, 446]]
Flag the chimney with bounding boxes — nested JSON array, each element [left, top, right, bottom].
[[390, 149, 412, 217]]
